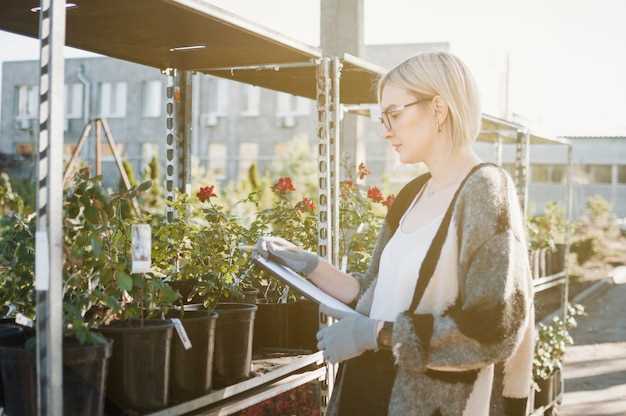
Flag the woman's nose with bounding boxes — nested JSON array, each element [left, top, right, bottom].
[[383, 128, 394, 140]]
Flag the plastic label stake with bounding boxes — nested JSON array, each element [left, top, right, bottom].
[[171, 318, 192, 350], [131, 224, 152, 274], [35, 230, 50, 291], [16, 313, 34, 328]]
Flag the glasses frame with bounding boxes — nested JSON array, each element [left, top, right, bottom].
[[379, 98, 430, 132]]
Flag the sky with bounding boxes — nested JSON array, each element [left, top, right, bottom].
[[1, 0, 625, 136]]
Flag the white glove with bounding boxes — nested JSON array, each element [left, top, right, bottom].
[[316, 314, 381, 364]]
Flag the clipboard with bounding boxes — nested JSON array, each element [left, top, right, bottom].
[[253, 255, 363, 318]]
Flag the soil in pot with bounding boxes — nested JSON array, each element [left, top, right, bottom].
[[0, 336, 112, 416], [168, 309, 218, 403], [99, 319, 173, 412], [253, 302, 290, 354], [212, 303, 257, 389]]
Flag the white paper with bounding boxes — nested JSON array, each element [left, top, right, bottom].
[[131, 224, 151, 274], [253, 255, 363, 317], [170, 318, 192, 350]]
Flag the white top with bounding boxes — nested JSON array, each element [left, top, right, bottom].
[[370, 187, 445, 322]]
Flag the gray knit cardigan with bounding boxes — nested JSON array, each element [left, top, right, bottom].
[[327, 165, 535, 416]]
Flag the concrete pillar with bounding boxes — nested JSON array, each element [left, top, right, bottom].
[[321, 0, 365, 178]]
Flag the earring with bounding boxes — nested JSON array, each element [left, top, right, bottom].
[[437, 121, 442, 133]]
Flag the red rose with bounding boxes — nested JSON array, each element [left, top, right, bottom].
[[357, 162, 371, 180], [296, 197, 316, 212], [383, 194, 396, 208], [340, 179, 355, 198], [197, 185, 216, 202], [272, 176, 295, 194], [367, 186, 384, 203]]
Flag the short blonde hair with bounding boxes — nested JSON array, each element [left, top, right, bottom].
[[378, 52, 482, 149]]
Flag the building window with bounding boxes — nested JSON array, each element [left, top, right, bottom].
[[64, 83, 84, 119], [550, 165, 566, 183], [102, 143, 125, 160], [532, 164, 550, 183], [16, 85, 38, 119], [588, 164, 612, 184], [238, 142, 259, 178], [16, 143, 33, 157], [98, 82, 127, 118], [208, 143, 227, 179], [241, 85, 260, 116], [618, 166, 626, 184], [142, 80, 162, 118]]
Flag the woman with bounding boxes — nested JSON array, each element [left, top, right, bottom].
[[255, 52, 534, 415]]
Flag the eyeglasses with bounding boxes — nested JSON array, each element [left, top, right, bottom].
[[379, 98, 429, 132]]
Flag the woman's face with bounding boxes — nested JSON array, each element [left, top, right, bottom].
[[380, 84, 438, 164]]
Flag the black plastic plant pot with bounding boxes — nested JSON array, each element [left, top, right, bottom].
[[242, 288, 260, 304], [253, 302, 290, 354], [0, 337, 112, 416], [99, 320, 174, 412], [168, 310, 218, 403], [62, 339, 113, 416], [0, 324, 26, 408], [534, 375, 555, 409], [552, 244, 567, 275], [288, 300, 319, 351], [212, 303, 257, 389]]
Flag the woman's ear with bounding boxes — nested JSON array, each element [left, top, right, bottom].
[[431, 95, 449, 126]]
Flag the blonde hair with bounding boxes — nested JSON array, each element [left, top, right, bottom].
[[378, 51, 482, 149]]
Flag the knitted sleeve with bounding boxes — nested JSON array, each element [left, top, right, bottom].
[[390, 167, 532, 372]]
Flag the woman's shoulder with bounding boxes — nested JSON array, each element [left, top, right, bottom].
[[454, 164, 520, 233], [458, 164, 515, 208]]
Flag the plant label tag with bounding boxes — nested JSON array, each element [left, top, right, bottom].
[[131, 224, 151, 274], [35, 230, 49, 291], [16, 313, 34, 328], [170, 318, 192, 350]]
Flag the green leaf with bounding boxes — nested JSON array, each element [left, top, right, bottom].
[[116, 271, 133, 292], [84, 206, 99, 224], [136, 180, 152, 193]]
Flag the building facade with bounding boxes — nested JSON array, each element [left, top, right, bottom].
[[1, 50, 625, 217]]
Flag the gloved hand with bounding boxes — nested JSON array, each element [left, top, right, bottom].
[[254, 236, 320, 277], [316, 314, 382, 364]]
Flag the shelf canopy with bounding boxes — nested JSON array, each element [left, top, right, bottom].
[[0, 0, 385, 103]]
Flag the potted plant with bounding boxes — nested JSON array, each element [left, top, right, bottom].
[[533, 304, 585, 410], [527, 202, 571, 278], [153, 186, 258, 392], [248, 176, 319, 354], [0, 170, 117, 416]]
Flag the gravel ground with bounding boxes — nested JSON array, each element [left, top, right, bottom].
[[558, 267, 626, 416]]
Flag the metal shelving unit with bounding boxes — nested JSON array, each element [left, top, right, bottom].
[[0, 2, 384, 415], [145, 352, 325, 416], [477, 116, 574, 415], [0, 2, 576, 416]]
